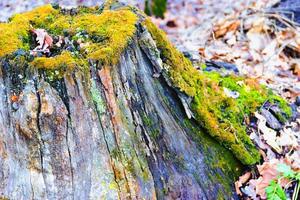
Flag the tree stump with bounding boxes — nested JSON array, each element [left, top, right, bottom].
[[0, 2, 291, 199]]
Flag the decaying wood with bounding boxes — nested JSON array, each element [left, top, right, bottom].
[[0, 12, 242, 200]]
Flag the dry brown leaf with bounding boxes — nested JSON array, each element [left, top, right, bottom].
[[285, 150, 300, 170], [247, 17, 268, 34], [290, 60, 300, 77], [213, 18, 240, 38], [277, 29, 296, 41], [31, 29, 53, 53], [11, 95, 19, 102]]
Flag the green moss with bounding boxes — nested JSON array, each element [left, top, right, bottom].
[[142, 114, 153, 126], [150, 129, 160, 139], [29, 51, 89, 81], [268, 94, 292, 122], [48, 15, 73, 35], [217, 186, 226, 200], [182, 118, 242, 175], [143, 18, 291, 165]]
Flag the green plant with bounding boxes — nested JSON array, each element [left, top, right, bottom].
[[266, 164, 300, 200], [144, 0, 167, 18], [266, 180, 287, 200]]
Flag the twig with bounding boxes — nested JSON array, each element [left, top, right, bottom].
[[292, 181, 299, 200]]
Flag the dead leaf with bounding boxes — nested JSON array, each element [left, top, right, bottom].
[[213, 16, 240, 38], [290, 60, 300, 77], [247, 32, 269, 52], [31, 29, 53, 54], [255, 112, 282, 153]]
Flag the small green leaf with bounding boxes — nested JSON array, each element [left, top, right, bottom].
[[266, 180, 287, 200]]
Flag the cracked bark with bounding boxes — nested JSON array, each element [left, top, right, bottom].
[[0, 26, 243, 200]]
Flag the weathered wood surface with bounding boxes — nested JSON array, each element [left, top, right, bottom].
[[0, 25, 242, 200]]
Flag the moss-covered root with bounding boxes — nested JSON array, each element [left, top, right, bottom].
[[142, 18, 291, 165]]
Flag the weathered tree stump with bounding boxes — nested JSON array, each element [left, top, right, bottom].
[[0, 2, 291, 199]]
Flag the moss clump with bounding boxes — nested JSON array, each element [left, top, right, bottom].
[[143, 18, 291, 165], [204, 72, 292, 120], [1, 4, 138, 68], [30, 51, 76, 70], [29, 51, 88, 80], [10, 4, 59, 28], [72, 10, 137, 65], [0, 5, 59, 57], [0, 23, 28, 57]]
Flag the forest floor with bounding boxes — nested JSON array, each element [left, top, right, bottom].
[[1, 0, 300, 199]]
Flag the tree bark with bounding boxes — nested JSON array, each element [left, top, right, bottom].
[[0, 9, 242, 200]]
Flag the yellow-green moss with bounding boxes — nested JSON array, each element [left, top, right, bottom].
[[1, 4, 137, 67], [30, 51, 89, 80], [46, 6, 138, 65], [10, 4, 59, 27], [30, 51, 76, 70], [0, 5, 58, 57], [48, 15, 73, 35], [143, 18, 291, 165], [73, 10, 137, 65], [0, 23, 27, 57]]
